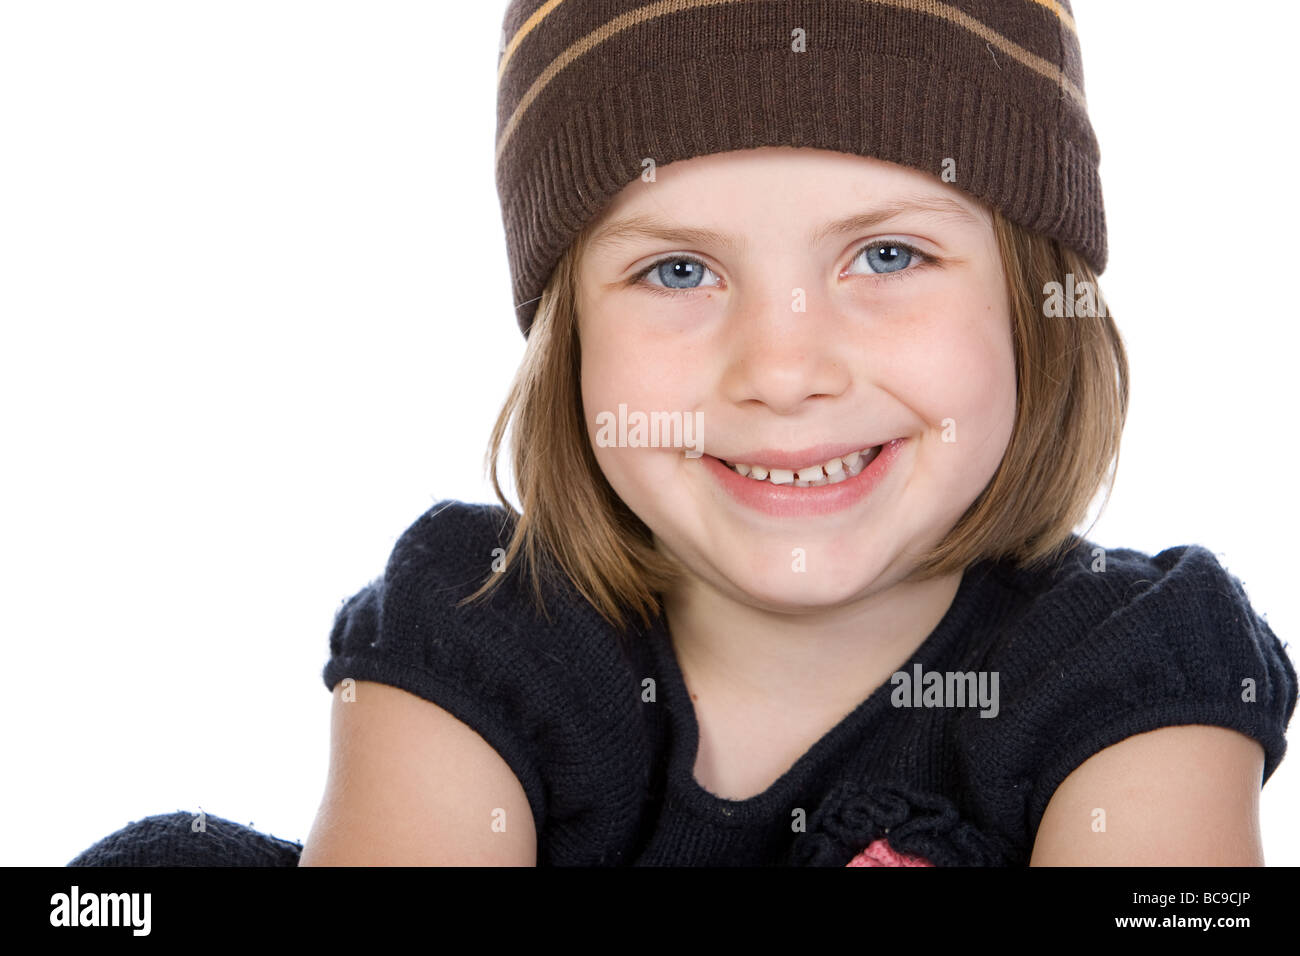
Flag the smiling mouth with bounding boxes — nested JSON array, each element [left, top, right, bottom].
[[718, 444, 884, 487]]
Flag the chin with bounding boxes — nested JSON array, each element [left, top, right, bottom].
[[706, 543, 897, 611]]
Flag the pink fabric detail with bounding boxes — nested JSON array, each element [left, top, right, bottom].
[[846, 837, 934, 867]]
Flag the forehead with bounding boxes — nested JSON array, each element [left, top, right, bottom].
[[583, 148, 988, 256], [586, 147, 986, 237]]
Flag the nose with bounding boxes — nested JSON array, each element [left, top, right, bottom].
[[718, 282, 853, 415]]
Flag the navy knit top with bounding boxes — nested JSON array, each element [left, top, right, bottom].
[[321, 500, 1297, 866]]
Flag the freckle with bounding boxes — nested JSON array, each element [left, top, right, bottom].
[[692, 693, 699, 701]]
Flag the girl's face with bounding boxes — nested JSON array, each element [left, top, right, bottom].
[[577, 147, 1016, 608]]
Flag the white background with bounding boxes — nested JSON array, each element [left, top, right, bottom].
[[3, 1, 1296, 866]]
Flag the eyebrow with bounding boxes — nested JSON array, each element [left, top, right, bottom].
[[585, 194, 981, 254]]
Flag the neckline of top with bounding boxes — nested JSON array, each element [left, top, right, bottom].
[[642, 559, 1000, 825]]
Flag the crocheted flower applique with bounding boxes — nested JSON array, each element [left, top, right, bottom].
[[789, 780, 1016, 867], [846, 836, 934, 867]]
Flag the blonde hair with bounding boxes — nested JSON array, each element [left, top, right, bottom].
[[463, 206, 1129, 633]]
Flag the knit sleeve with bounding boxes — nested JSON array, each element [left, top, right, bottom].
[[320, 500, 652, 864], [960, 543, 1298, 852]]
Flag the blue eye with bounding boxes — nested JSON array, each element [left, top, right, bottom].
[[847, 240, 929, 278], [631, 240, 932, 297], [636, 256, 719, 292]]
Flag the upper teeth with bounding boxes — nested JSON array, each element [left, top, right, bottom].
[[724, 446, 882, 486]]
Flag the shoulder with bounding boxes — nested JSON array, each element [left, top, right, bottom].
[[985, 539, 1296, 743], [321, 499, 657, 864], [329, 498, 611, 671], [990, 538, 1283, 656], [383, 498, 518, 595], [325, 500, 510, 659], [957, 538, 1297, 852]]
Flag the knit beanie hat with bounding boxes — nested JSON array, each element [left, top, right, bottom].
[[495, 0, 1106, 338]]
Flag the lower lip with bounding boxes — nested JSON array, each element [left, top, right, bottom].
[[701, 438, 907, 517]]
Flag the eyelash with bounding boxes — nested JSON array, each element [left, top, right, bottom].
[[630, 240, 934, 298]]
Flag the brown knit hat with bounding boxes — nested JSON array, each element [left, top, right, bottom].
[[495, 0, 1106, 338]]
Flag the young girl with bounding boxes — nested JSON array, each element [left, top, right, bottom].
[[72, 0, 1295, 868]]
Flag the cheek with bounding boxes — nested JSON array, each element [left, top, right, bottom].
[[581, 300, 704, 414], [889, 289, 1017, 450], [580, 320, 700, 493]]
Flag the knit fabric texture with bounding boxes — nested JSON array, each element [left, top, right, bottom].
[[68, 811, 302, 867], [309, 500, 1293, 866], [495, 0, 1106, 336]]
